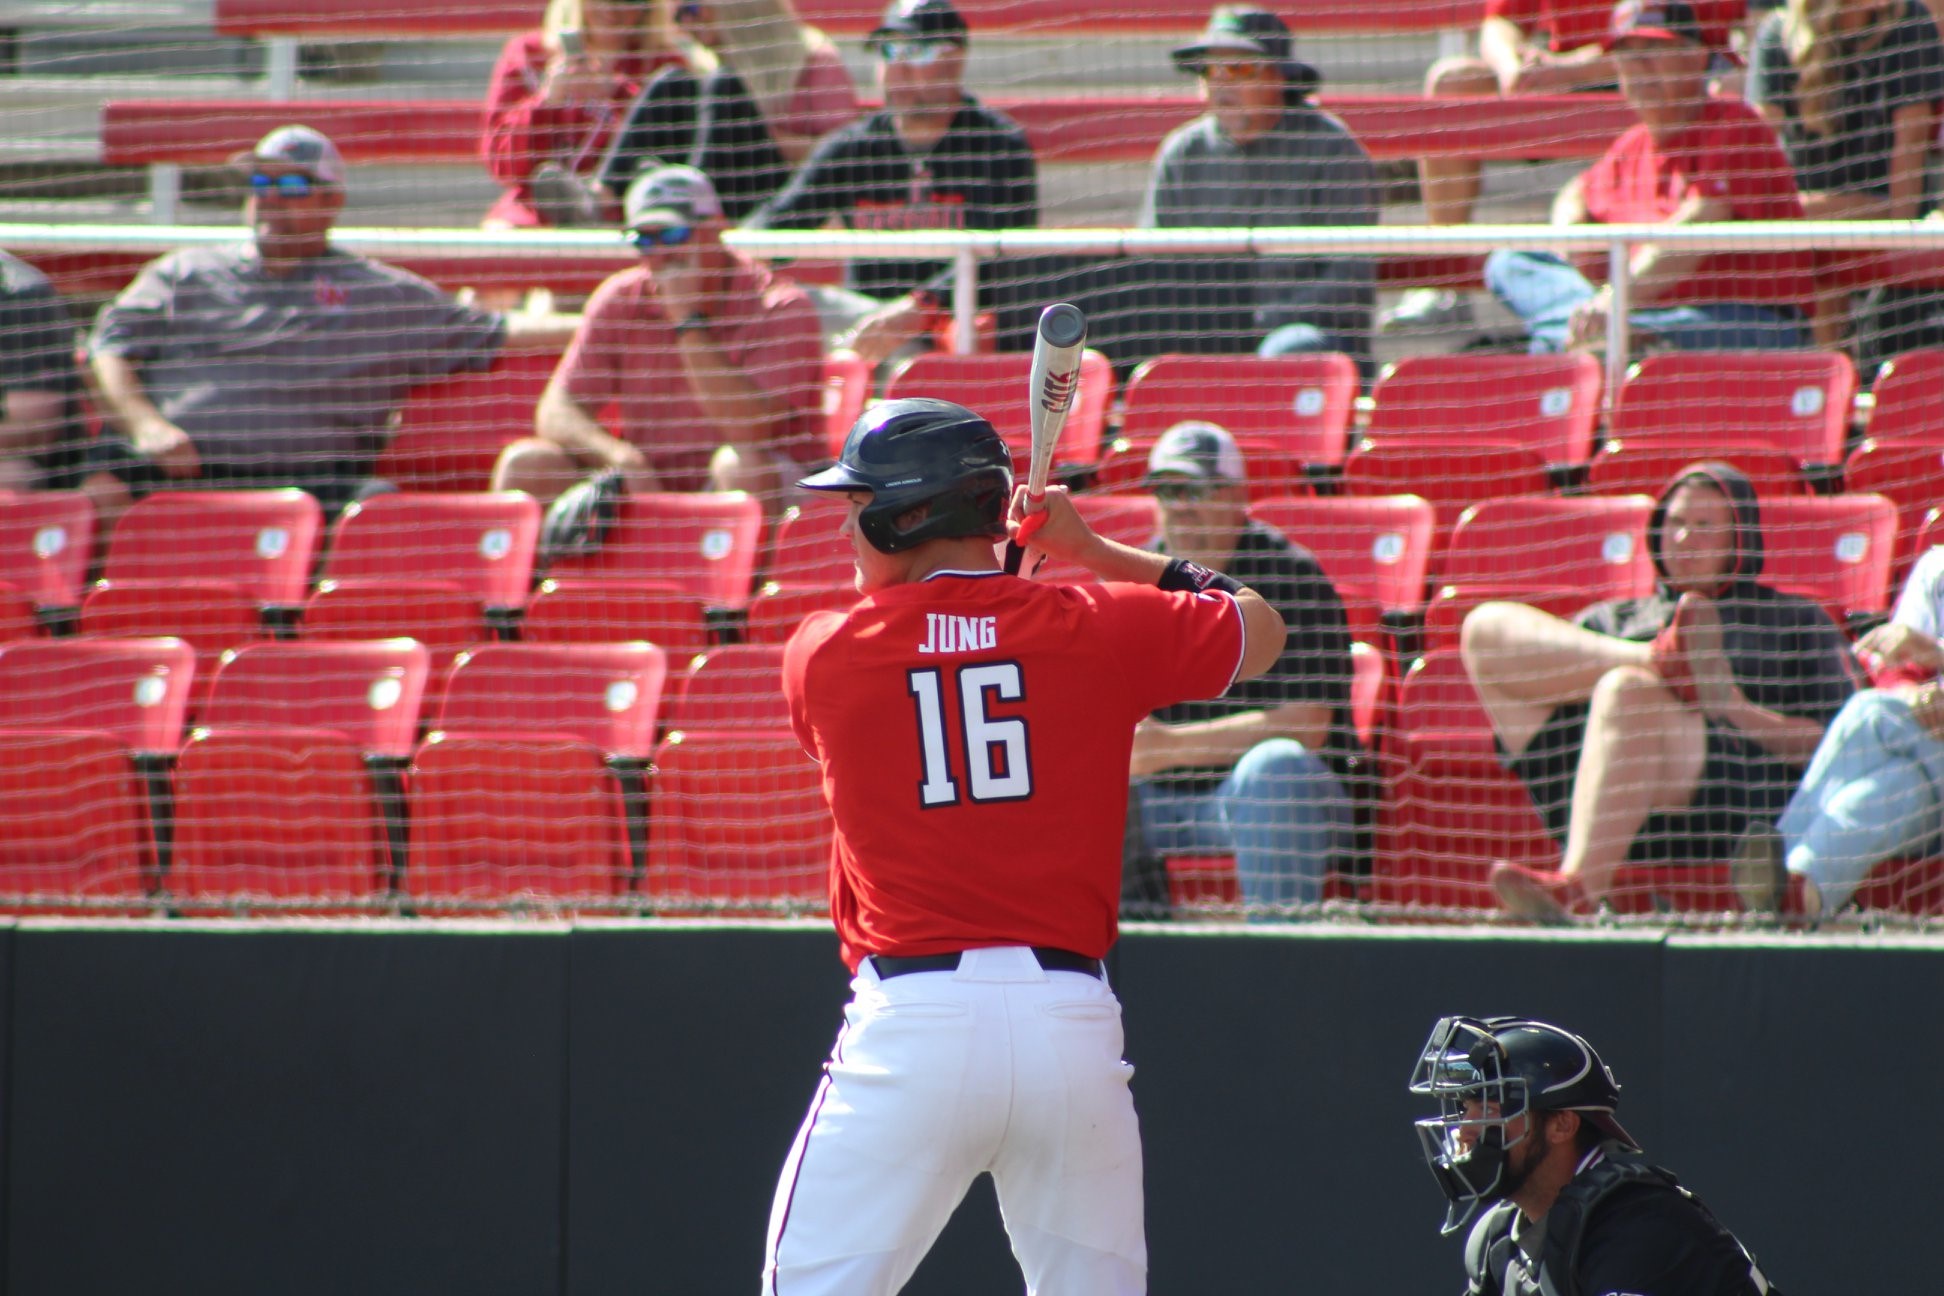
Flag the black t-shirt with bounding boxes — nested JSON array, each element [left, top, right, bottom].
[[0, 250, 81, 475], [1150, 521, 1358, 793], [745, 99, 1038, 299], [1748, 1, 1944, 198]]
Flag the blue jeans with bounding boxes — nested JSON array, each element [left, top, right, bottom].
[[1776, 690, 1944, 911], [1135, 738, 1349, 909], [1482, 250, 1809, 354]]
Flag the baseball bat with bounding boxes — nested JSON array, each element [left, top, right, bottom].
[[1004, 302, 1088, 575]]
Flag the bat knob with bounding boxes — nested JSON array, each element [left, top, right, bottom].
[[1037, 303, 1086, 349]]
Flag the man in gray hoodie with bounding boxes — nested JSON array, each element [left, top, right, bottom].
[[1145, 5, 1379, 379]]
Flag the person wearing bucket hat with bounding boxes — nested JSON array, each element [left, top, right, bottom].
[[1140, 6, 1379, 380], [493, 164, 824, 530], [81, 124, 578, 528], [746, 0, 1036, 341], [1124, 421, 1375, 913], [1481, 1, 1817, 358]]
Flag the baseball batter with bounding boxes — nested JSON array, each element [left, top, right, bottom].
[[763, 397, 1286, 1295]]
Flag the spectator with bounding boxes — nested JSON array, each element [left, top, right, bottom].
[[1484, 1, 1816, 356], [1748, 0, 1944, 358], [840, 7, 1376, 374], [747, 0, 1037, 344], [1122, 421, 1371, 912], [482, 0, 700, 228], [491, 165, 823, 519], [1140, 5, 1379, 379], [84, 126, 577, 523], [0, 249, 81, 492], [1735, 546, 1944, 923], [1462, 463, 1859, 923], [1384, 0, 1622, 334], [609, 0, 858, 220]]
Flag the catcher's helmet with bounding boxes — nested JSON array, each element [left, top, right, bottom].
[[797, 398, 1013, 554], [1408, 1016, 1637, 1234]]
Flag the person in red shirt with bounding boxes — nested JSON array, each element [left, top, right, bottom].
[[1483, 0, 1813, 354], [763, 397, 1285, 1295], [479, 0, 698, 229], [491, 165, 823, 518]]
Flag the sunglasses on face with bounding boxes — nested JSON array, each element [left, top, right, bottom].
[[878, 39, 956, 65], [1153, 481, 1218, 505], [674, 1, 701, 19], [1200, 59, 1276, 82], [248, 171, 320, 199], [629, 224, 693, 250]]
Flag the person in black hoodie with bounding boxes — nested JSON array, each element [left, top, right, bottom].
[[1459, 463, 1862, 922]]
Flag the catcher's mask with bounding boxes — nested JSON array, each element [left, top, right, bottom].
[[1408, 1015, 1637, 1235]]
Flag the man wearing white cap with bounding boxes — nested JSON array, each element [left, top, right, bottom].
[[493, 163, 824, 512], [1127, 421, 1372, 913], [84, 125, 577, 522]]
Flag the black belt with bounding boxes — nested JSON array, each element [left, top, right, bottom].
[[870, 946, 1103, 980]]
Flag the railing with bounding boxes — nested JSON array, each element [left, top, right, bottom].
[[4, 220, 1941, 397]]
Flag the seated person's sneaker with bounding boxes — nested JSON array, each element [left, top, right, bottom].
[[1489, 860, 1589, 925], [1380, 288, 1473, 333]]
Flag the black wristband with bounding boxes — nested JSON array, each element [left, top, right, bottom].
[[1157, 556, 1245, 596], [674, 312, 711, 335]]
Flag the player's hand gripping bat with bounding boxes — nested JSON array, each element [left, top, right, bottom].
[[1003, 302, 1088, 576]]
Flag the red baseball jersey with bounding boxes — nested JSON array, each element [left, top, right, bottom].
[[783, 569, 1245, 970], [1578, 97, 1813, 309]]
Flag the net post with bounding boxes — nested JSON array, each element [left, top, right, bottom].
[[951, 246, 978, 356], [1604, 236, 1630, 413]]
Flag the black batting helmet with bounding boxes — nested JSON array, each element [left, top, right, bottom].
[[1408, 1016, 1637, 1234], [797, 397, 1013, 554]]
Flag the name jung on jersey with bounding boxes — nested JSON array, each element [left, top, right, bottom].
[[917, 613, 999, 654]]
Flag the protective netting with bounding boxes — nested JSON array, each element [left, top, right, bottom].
[[0, 0, 1941, 927]]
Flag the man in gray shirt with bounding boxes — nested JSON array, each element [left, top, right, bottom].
[[85, 125, 577, 520], [1147, 6, 1378, 380]]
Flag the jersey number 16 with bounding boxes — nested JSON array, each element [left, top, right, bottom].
[[907, 663, 1033, 807]]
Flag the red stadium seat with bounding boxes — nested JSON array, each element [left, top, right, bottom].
[[884, 349, 1113, 473], [1031, 495, 1161, 584], [1865, 347, 1944, 442], [298, 582, 484, 681], [197, 639, 431, 757], [1338, 440, 1552, 575], [378, 349, 561, 492], [432, 642, 667, 756], [1104, 352, 1358, 496], [1840, 437, 1944, 586], [0, 730, 159, 908], [1374, 649, 1556, 911], [1366, 353, 1603, 467], [0, 636, 195, 754], [666, 644, 788, 733], [405, 643, 670, 908], [99, 489, 323, 605], [642, 729, 831, 913], [821, 350, 872, 458], [744, 584, 859, 646], [317, 491, 541, 611], [1609, 351, 1857, 466], [766, 498, 856, 590], [1584, 438, 1808, 499], [518, 578, 712, 657], [80, 581, 264, 715], [0, 490, 95, 612], [1350, 639, 1387, 755], [1249, 494, 1437, 626], [545, 491, 764, 610], [1421, 495, 1656, 653], [1759, 494, 1899, 625], [168, 640, 432, 909], [0, 588, 34, 644]]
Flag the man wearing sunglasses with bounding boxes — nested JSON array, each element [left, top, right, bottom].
[[744, 0, 1036, 344], [1124, 421, 1371, 916], [83, 125, 577, 523], [492, 164, 823, 517]]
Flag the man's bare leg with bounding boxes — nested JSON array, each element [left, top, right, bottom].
[[1461, 601, 1654, 756]]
